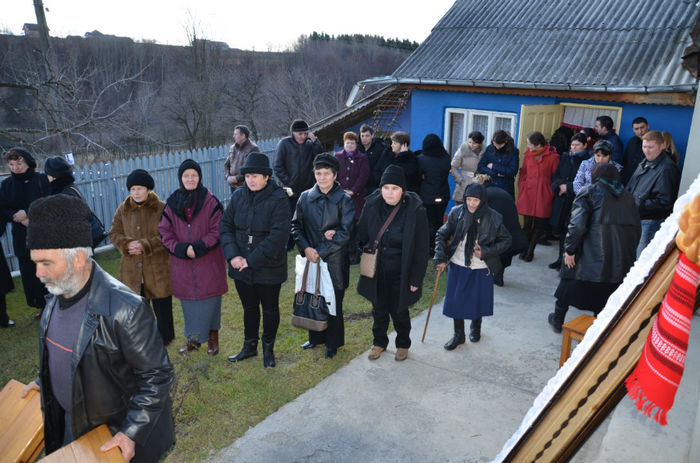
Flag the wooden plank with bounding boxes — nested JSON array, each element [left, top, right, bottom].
[[503, 247, 679, 462], [41, 425, 124, 463], [0, 380, 44, 463]]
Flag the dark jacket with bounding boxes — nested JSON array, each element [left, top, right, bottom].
[[563, 182, 641, 283], [359, 138, 388, 191], [485, 183, 527, 257], [435, 204, 512, 276], [374, 150, 421, 194], [626, 152, 681, 220], [335, 149, 370, 219], [292, 182, 355, 290], [49, 173, 80, 197], [0, 169, 50, 257], [601, 130, 624, 165], [357, 191, 429, 309], [39, 263, 174, 463], [550, 149, 590, 229], [476, 145, 520, 196], [416, 144, 452, 206], [273, 136, 323, 195], [622, 136, 644, 185], [219, 180, 290, 285]]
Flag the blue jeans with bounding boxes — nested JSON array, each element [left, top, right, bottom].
[[637, 219, 662, 258]]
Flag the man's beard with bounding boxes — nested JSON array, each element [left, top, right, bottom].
[[40, 260, 84, 297]]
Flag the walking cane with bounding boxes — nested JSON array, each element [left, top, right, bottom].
[[421, 267, 444, 342]]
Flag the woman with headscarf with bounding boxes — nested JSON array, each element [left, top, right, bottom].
[[476, 130, 519, 196], [357, 165, 429, 362], [159, 159, 228, 355], [548, 163, 640, 332], [292, 153, 355, 359], [0, 147, 50, 316], [220, 153, 290, 368], [110, 169, 174, 345], [435, 183, 511, 349]]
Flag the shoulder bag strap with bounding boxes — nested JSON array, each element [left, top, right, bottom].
[[372, 203, 401, 250], [301, 259, 310, 291], [314, 261, 322, 296]]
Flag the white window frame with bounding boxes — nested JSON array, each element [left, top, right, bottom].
[[443, 108, 517, 154]]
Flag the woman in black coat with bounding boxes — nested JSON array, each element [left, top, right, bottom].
[[0, 147, 50, 313], [548, 163, 641, 332], [548, 133, 591, 270], [220, 153, 290, 368], [44, 156, 80, 197], [476, 131, 519, 196], [476, 174, 527, 286], [417, 134, 452, 254], [292, 153, 355, 359], [357, 165, 429, 362], [435, 183, 511, 349]]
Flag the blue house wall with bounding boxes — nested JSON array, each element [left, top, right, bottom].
[[408, 89, 693, 168]]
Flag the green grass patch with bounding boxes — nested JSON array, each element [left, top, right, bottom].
[[0, 249, 446, 462]]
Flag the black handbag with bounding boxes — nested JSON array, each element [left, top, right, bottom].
[[70, 187, 108, 248], [291, 260, 329, 332]]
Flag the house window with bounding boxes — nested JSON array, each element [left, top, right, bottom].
[[444, 108, 517, 155]]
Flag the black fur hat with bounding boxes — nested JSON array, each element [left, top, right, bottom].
[[27, 194, 92, 249]]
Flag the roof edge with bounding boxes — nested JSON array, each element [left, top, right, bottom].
[[355, 76, 698, 98]]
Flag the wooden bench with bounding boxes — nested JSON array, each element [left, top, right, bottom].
[[559, 314, 596, 367], [0, 379, 44, 463], [41, 424, 124, 463]]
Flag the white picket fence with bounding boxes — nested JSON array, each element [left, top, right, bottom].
[[2, 137, 282, 273]]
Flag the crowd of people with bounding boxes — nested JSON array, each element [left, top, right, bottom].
[[0, 113, 683, 461]]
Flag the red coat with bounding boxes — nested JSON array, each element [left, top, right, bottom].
[[516, 145, 559, 218]]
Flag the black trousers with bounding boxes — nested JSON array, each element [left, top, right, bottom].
[[235, 280, 281, 343], [0, 295, 8, 326], [309, 288, 345, 349], [151, 296, 174, 345], [425, 202, 447, 251], [372, 268, 412, 349]]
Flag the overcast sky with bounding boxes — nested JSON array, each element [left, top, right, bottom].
[[2, 0, 456, 51]]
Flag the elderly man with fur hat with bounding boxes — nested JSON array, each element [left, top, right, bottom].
[[22, 194, 175, 463], [0, 147, 50, 315]]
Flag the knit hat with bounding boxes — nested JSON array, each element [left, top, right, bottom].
[[593, 139, 614, 156], [5, 147, 37, 169], [177, 159, 202, 188], [126, 169, 155, 190], [313, 153, 340, 174], [240, 152, 272, 176], [44, 156, 72, 178], [290, 119, 310, 132], [27, 194, 92, 249], [591, 162, 620, 184], [379, 165, 406, 190]]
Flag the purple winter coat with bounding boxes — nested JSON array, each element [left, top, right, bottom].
[[158, 191, 228, 300], [335, 149, 370, 219]]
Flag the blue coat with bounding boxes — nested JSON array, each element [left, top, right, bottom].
[[476, 145, 519, 196]]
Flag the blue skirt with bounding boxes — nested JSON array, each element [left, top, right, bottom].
[[442, 263, 494, 320]]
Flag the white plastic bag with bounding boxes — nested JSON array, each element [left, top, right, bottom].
[[295, 255, 336, 316]]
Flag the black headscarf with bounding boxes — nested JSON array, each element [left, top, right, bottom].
[[591, 162, 623, 196], [461, 183, 489, 263], [166, 159, 208, 221]]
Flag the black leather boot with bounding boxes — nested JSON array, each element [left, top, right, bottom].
[[262, 339, 276, 368], [549, 238, 565, 269], [444, 319, 466, 350], [469, 318, 482, 343], [227, 339, 258, 363], [548, 302, 568, 333]]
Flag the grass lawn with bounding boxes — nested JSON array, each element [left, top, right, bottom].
[[0, 249, 446, 462]]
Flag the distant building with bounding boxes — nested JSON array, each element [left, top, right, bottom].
[[22, 23, 41, 38]]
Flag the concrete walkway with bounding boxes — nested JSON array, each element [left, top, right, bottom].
[[207, 243, 700, 462]]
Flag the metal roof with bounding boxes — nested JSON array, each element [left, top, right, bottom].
[[387, 0, 699, 92]]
